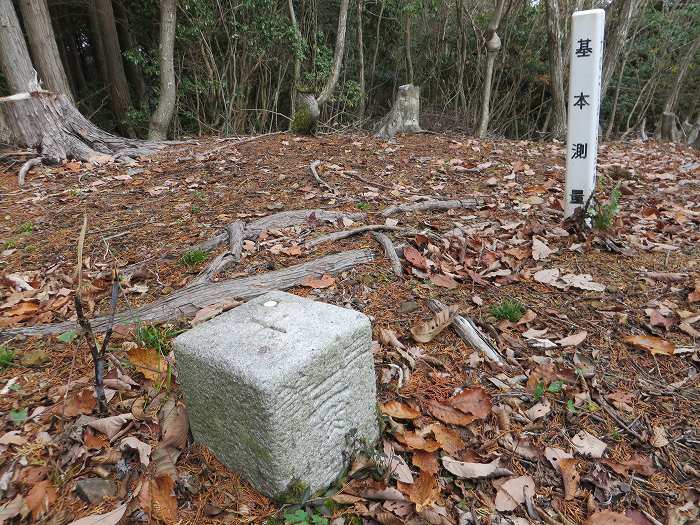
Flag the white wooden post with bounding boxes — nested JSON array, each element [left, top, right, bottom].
[[564, 9, 605, 218]]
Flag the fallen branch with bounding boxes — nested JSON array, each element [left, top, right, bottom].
[[192, 209, 366, 253], [1, 249, 375, 339], [382, 197, 485, 217], [427, 299, 504, 365], [18, 157, 42, 186], [371, 232, 403, 277], [309, 159, 335, 193], [190, 221, 245, 285], [305, 224, 401, 249], [592, 392, 644, 441]]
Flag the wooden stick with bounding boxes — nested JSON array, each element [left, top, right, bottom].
[[305, 224, 401, 249], [381, 197, 485, 217], [371, 232, 403, 277], [309, 159, 335, 193], [1, 249, 376, 339], [427, 299, 504, 365]]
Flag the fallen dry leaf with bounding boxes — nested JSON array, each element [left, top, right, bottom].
[[427, 400, 475, 426], [159, 397, 189, 450], [394, 431, 441, 452], [63, 388, 97, 417], [0, 495, 23, 525], [525, 400, 551, 421], [449, 386, 492, 419], [429, 423, 465, 454], [557, 331, 588, 347], [382, 442, 414, 484], [411, 304, 458, 343], [23, 480, 56, 520], [151, 474, 178, 522], [623, 335, 676, 356], [688, 280, 700, 303], [430, 273, 458, 289], [127, 347, 167, 381], [571, 430, 607, 458], [66, 503, 128, 525], [601, 454, 656, 477], [441, 457, 512, 479], [412, 451, 439, 474], [0, 431, 26, 446], [404, 246, 428, 270], [559, 458, 580, 500], [397, 470, 439, 511], [532, 238, 553, 260], [494, 475, 536, 512], [379, 328, 406, 350], [381, 400, 420, 420], [120, 437, 152, 466], [583, 510, 637, 525], [650, 425, 669, 448], [301, 273, 335, 289], [87, 413, 133, 439]]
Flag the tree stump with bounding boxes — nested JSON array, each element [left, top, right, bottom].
[[290, 92, 321, 135], [375, 84, 421, 140], [0, 91, 158, 163]]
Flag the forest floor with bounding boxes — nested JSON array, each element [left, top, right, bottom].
[[0, 132, 699, 525]]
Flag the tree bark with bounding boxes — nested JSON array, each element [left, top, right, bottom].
[[0, 0, 41, 93], [405, 12, 414, 84], [477, 0, 506, 138], [114, 0, 146, 100], [287, 0, 302, 115], [662, 34, 700, 120], [66, 33, 88, 96], [545, 0, 566, 139], [290, 0, 350, 134], [95, 0, 132, 132], [316, 0, 350, 107], [357, 0, 366, 118], [149, 0, 177, 140], [87, 1, 110, 85], [601, 0, 640, 100], [17, 0, 73, 101]]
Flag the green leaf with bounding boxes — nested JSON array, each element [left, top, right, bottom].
[[311, 516, 329, 525], [284, 509, 309, 524], [547, 380, 564, 393], [57, 330, 78, 343], [534, 381, 545, 401], [566, 399, 577, 414], [10, 408, 28, 426]]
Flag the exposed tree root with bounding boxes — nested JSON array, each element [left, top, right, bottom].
[[191, 221, 244, 285], [305, 224, 401, 249], [17, 156, 41, 186], [308, 159, 335, 193], [371, 232, 403, 278], [382, 198, 486, 217], [0, 249, 375, 340]]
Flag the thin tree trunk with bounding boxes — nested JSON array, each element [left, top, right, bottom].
[[316, 0, 350, 107], [87, 1, 109, 85], [95, 0, 133, 133], [287, 0, 302, 115], [545, 0, 566, 139], [605, 50, 628, 140], [369, 0, 386, 93], [114, 0, 146, 100], [357, 0, 365, 118], [66, 34, 88, 96], [0, 0, 41, 93], [663, 33, 700, 115], [17, 0, 73, 101], [405, 12, 414, 84], [601, 0, 640, 100], [477, 0, 506, 138], [149, 0, 177, 140]]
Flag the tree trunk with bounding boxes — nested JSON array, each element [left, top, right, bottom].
[[66, 33, 88, 96], [0, 0, 41, 93], [95, 0, 132, 133], [0, 92, 158, 163], [601, 0, 639, 100], [287, 0, 302, 115], [375, 84, 421, 139], [316, 0, 350, 107], [357, 0, 366, 118], [545, 0, 566, 139], [660, 33, 700, 141], [17, 0, 73, 101], [405, 12, 414, 84], [87, 1, 110, 85], [148, 0, 177, 140], [477, 0, 506, 138], [114, 0, 146, 100], [290, 0, 350, 134], [369, 0, 386, 93]]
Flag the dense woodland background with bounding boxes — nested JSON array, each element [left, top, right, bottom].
[[0, 0, 698, 141]]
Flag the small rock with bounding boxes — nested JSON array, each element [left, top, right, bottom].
[[399, 301, 420, 314], [75, 478, 116, 504]]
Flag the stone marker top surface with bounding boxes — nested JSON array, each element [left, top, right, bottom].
[[175, 290, 371, 385]]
